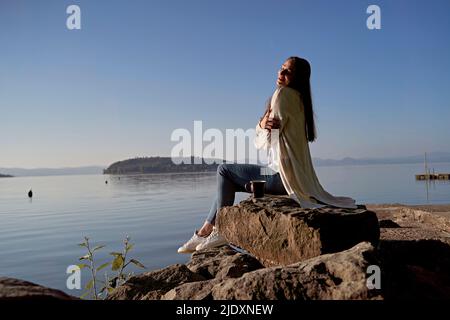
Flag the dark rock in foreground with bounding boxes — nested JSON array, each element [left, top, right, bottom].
[[217, 196, 380, 266], [107, 242, 382, 300], [0, 277, 76, 300], [106, 264, 206, 300], [206, 242, 382, 300], [186, 246, 264, 280]]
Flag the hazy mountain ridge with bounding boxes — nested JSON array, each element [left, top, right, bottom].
[[312, 152, 450, 166], [0, 166, 104, 177]]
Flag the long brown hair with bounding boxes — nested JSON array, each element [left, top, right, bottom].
[[286, 56, 317, 142]]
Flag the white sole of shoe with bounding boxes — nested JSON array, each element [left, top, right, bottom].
[[196, 242, 228, 251], [177, 247, 196, 254]]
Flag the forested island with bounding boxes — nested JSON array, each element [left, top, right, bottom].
[[0, 173, 13, 178], [103, 157, 222, 175]]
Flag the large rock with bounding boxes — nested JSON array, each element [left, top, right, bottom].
[[0, 277, 77, 300], [216, 196, 380, 266], [162, 279, 220, 300], [159, 242, 382, 300], [210, 242, 382, 300], [187, 246, 263, 280], [161, 246, 264, 300]]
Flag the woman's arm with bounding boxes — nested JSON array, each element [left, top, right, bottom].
[[271, 87, 298, 133], [259, 106, 281, 131], [255, 87, 296, 149]]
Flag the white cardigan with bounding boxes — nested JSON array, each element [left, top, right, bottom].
[[255, 86, 357, 209]]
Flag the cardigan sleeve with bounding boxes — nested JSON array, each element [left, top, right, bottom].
[[255, 87, 298, 150], [271, 87, 296, 134], [254, 122, 270, 150]]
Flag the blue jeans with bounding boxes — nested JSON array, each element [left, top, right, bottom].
[[206, 163, 287, 224]]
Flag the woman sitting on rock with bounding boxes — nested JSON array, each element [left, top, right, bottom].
[[178, 56, 357, 253]]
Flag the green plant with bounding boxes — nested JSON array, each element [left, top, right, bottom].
[[77, 235, 145, 299], [77, 237, 108, 300], [109, 236, 146, 288]]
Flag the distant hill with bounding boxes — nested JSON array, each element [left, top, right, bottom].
[[312, 152, 450, 166], [104, 152, 450, 175], [0, 173, 13, 178], [0, 166, 104, 177], [104, 157, 222, 174]]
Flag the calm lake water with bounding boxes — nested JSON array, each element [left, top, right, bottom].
[[1, 162, 450, 295]]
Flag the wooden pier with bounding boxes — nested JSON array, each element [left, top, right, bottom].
[[415, 173, 450, 180], [415, 152, 450, 180]]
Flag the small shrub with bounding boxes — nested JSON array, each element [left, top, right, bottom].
[[77, 235, 145, 299]]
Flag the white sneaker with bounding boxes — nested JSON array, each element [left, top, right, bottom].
[[195, 227, 228, 251], [177, 231, 206, 254]]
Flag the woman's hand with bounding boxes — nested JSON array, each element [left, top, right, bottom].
[[264, 117, 281, 130], [260, 112, 281, 131]]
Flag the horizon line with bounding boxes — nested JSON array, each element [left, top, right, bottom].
[[1, 151, 450, 170]]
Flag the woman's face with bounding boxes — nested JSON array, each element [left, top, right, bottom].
[[277, 60, 295, 87]]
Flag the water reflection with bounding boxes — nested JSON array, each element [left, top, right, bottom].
[[106, 172, 216, 190]]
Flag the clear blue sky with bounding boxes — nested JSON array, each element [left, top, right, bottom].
[[1, 0, 449, 168]]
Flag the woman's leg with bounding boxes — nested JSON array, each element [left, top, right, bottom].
[[200, 163, 286, 234]]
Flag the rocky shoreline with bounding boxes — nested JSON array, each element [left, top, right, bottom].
[[1, 197, 449, 300]]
